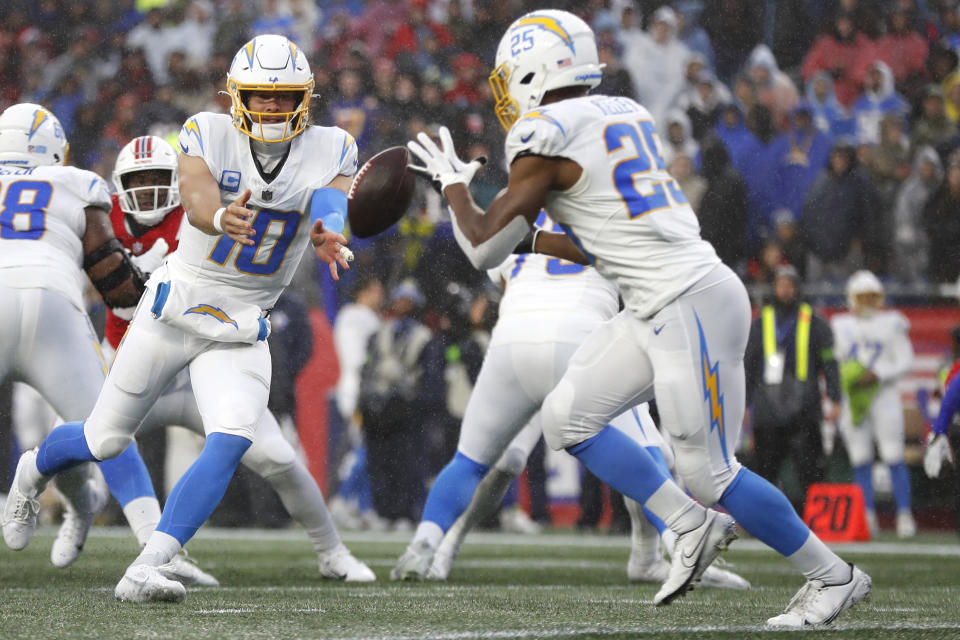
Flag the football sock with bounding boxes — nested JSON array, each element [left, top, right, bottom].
[[420, 451, 490, 532], [853, 464, 875, 511], [718, 468, 810, 557], [436, 467, 519, 565], [97, 443, 156, 507], [134, 530, 182, 567], [35, 421, 97, 476], [568, 425, 706, 534], [264, 462, 342, 554], [155, 432, 252, 546], [123, 496, 162, 547], [641, 446, 670, 535], [412, 521, 445, 550], [889, 462, 912, 512], [786, 533, 851, 585]]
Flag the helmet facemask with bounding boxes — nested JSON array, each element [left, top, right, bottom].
[[117, 168, 180, 227], [228, 83, 314, 143]]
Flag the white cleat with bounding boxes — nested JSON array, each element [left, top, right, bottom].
[[318, 545, 376, 582], [766, 564, 871, 627], [2, 449, 43, 551], [499, 506, 542, 534], [653, 510, 738, 606], [158, 550, 220, 587], [627, 556, 670, 583], [426, 546, 455, 581], [896, 512, 917, 539], [700, 561, 751, 590], [390, 539, 435, 581], [115, 564, 187, 603], [51, 478, 108, 568]]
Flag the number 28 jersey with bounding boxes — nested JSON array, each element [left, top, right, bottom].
[[173, 112, 357, 309], [504, 95, 720, 320], [0, 165, 111, 310]]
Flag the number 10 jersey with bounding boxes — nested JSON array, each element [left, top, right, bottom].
[[173, 112, 358, 309], [503, 95, 720, 320]]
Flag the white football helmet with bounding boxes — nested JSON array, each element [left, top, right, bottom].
[[112, 135, 180, 226], [0, 103, 69, 167], [489, 10, 603, 130], [846, 269, 884, 315], [226, 34, 314, 143]]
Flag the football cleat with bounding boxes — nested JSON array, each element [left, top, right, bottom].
[[627, 556, 670, 583], [115, 563, 187, 603], [700, 562, 752, 590], [629, 554, 750, 590], [318, 545, 376, 582], [653, 510, 738, 606], [390, 539, 435, 581], [51, 478, 108, 568], [766, 564, 871, 627], [499, 506, 542, 534], [896, 512, 917, 539], [2, 449, 43, 551], [158, 550, 220, 587]]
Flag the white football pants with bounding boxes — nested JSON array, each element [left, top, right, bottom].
[[539, 264, 749, 506], [838, 385, 906, 467]]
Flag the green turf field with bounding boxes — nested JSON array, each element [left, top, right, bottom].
[[2, 527, 959, 639]]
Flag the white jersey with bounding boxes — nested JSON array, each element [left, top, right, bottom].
[[832, 310, 914, 385], [173, 112, 358, 309], [487, 215, 618, 346], [0, 164, 111, 310], [504, 95, 720, 319]]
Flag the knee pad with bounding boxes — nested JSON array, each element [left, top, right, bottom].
[[671, 442, 741, 507], [241, 433, 297, 479], [496, 446, 528, 476], [84, 418, 135, 460], [208, 392, 264, 441], [541, 380, 608, 450]]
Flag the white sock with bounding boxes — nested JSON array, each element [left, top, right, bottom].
[[264, 463, 342, 554], [787, 533, 850, 584], [624, 497, 661, 565], [122, 496, 162, 547], [134, 530, 181, 567], [413, 521, 444, 550], [644, 481, 706, 535]]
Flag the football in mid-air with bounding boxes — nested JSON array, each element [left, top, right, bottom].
[[347, 146, 417, 238]]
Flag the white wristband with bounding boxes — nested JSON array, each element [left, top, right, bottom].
[[212, 207, 226, 234]]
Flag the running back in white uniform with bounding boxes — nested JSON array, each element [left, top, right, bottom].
[[832, 310, 914, 465]]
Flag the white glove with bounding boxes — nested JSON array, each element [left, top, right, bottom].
[[924, 433, 954, 479], [407, 126, 486, 193], [129, 238, 169, 275]]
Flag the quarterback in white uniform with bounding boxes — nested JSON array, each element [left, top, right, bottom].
[[3, 35, 357, 603], [832, 270, 916, 537], [0, 103, 175, 572], [408, 10, 870, 625]]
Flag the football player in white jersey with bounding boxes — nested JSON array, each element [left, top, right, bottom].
[[832, 270, 916, 537], [391, 214, 745, 599], [3, 35, 358, 603], [407, 10, 870, 625], [0, 103, 176, 571]]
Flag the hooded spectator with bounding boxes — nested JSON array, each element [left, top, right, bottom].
[[923, 152, 960, 282], [662, 108, 701, 167], [701, 0, 765, 82], [892, 146, 943, 283], [697, 137, 748, 270], [622, 5, 690, 126], [806, 71, 856, 138], [874, 6, 928, 88], [762, 0, 815, 71], [911, 85, 959, 152], [673, 0, 716, 68], [669, 152, 707, 212], [944, 71, 960, 123], [769, 102, 834, 221], [802, 11, 876, 108], [746, 44, 799, 128], [853, 61, 910, 145]]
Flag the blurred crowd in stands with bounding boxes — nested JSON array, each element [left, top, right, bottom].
[[4, 0, 960, 531]]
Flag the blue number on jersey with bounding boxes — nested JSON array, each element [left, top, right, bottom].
[[546, 258, 586, 275], [604, 120, 688, 219], [208, 208, 301, 275], [0, 180, 53, 240]]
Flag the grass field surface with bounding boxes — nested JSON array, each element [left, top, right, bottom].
[[2, 527, 959, 639]]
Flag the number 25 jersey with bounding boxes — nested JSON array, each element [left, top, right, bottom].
[[504, 95, 720, 320], [173, 112, 357, 309]]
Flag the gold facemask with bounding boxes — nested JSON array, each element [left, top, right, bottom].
[[227, 80, 314, 143], [489, 63, 519, 131]]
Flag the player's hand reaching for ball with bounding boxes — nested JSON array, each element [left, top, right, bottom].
[[218, 189, 256, 246], [311, 219, 352, 281]]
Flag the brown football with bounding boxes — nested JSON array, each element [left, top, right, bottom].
[[347, 146, 417, 238]]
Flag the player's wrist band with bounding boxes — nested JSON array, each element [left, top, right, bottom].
[[212, 207, 226, 234]]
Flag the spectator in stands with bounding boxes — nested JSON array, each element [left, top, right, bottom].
[[674, 0, 716, 68], [762, 0, 815, 72], [669, 152, 707, 212], [923, 151, 960, 283], [662, 108, 701, 167], [127, 7, 174, 84], [136, 84, 187, 135], [853, 61, 911, 145], [328, 68, 377, 151], [444, 53, 485, 107], [622, 5, 690, 128], [595, 43, 636, 100], [892, 146, 942, 283], [697, 136, 748, 271], [938, 1, 960, 53], [743, 104, 780, 250], [701, 0, 764, 83], [746, 44, 799, 128], [748, 240, 790, 285], [745, 265, 841, 512], [674, 66, 732, 141], [174, 0, 217, 69], [911, 85, 958, 153], [875, 6, 929, 91], [769, 102, 834, 222], [801, 140, 879, 283], [213, 0, 252, 58], [771, 208, 806, 275], [101, 93, 140, 150], [802, 11, 876, 108], [251, 0, 298, 42], [385, 0, 453, 62], [944, 70, 960, 123]]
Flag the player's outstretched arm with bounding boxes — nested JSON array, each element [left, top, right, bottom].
[[179, 154, 256, 246], [82, 206, 146, 308], [310, 174, 352, 281]]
